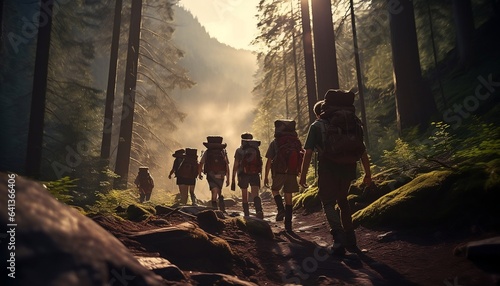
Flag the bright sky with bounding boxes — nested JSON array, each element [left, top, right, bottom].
[[178, 0, 260, 51]]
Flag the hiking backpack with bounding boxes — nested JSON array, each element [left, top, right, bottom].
[[318, 89, 366, 164], [272, 120, 304, 176], [240, 140, 262, 175], [320, 108, 366, 164], [203, 148, 227, 173], [176, 148, 198, 179]]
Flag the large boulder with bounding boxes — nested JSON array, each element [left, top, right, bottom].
[[0, 173, 167, 285], [127, 222, 234, 273]]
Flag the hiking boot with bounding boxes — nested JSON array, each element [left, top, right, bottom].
[[253, 197, 264, 219], [284, 205, 293, 232], [256, 211, 264, 219], [190, 193, 197, 206], [218, 196, 227, 213], [329, 241, 346, 256], [242, 203, 250, 217], [345, 230, 358, 252], [211, 200, 218, 209], [276, 209, 285, 221], [274, 195, 285, 221]]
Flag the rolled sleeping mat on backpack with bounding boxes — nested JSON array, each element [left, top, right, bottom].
[[241, 139, 261, 148], [203, 136, 227, 149], [274, 119, 297, 137], [172, 149, 185, 158], [185, 148, 198, 158], [323, 89, 355, 107]]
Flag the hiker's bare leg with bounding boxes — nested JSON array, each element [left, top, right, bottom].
[[210, 188, 219, 208], [284, 192, 293, 231], [241, 188, 249, 216], [179, 184, 189, 204], [189, 185, 196, 205]]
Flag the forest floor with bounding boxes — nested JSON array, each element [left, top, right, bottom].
[[97, 197, 499, 286]]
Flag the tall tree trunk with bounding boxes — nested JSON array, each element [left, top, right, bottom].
[[300, 0, 317, 124], [300, 0, 318, 123], [0, 0, 4, 49], [388, 0, 436, 132], [310, 0, 339, 99], [349, 0, 369, 149], [25, 0, 54, 179], [100, 0, 123, 160], [452, 0, 475, 70], [290, 2, 302, 134], [283, 45, 289, 118], [114, 0, 143, 189]]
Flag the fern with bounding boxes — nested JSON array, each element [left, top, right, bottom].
[[44, 177, 78, 204]]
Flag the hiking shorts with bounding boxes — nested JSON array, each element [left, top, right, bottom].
[[271, 174, 299, 193], [206, 172, 225, 190], [238, 173, 261, 189], [176, 176, 196, 186]]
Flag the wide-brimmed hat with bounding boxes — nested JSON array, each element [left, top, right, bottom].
[[323, 89, 355, 107], [203, 136, 227, 149], [185, 148, 197, 157], [172, 149, 185, 158], [241, 132, 253, 140], [138, 166, 149, 173]]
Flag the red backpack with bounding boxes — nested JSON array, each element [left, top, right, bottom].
[[240, 140, 262, 175], [272, 120, 304, 176], [203, 148, 227, 173], [176, 148, 198, 178]]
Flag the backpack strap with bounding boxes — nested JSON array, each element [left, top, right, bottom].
[[317, 119, 328, 155]]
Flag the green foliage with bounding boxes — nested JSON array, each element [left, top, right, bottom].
[[43, 177, 78, 204], [380, 122, 457, 174], [126, 204, 156, 221], [456, 123, 500, 164], [87, 189, 139, 215]]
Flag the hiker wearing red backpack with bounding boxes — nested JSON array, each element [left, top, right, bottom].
[[198, 136, 230, 212], [264, 120, 304, 232], [168, 148, 199, 205], [231, 132, 264, 219], [300, 89, 372, 255], [134, 166, 154, 203]]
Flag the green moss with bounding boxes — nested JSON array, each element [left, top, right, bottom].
[[235, 217, 274, 239], [353, 170, 455, 228], [293, 186, 321, 212], [126, 204, 156, 221]]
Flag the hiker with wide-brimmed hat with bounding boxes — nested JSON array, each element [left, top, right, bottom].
[[169, 148, 199, 205], [134, 166, 155, 203], [231, 132, 264, 219], [198, 136, 230, 212]]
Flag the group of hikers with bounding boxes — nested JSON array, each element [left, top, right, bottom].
[[134, 89, 372, 255]]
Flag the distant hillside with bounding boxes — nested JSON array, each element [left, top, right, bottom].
[[171, 5, 258, 157]]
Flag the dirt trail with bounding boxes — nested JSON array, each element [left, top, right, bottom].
[[100, 197, 499, 285]]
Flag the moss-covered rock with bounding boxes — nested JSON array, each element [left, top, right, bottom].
[[292, 186, 321, 213], [353, 166, 500, 229], [353, 170, 456, 228], [126, 203, 156, 221], [234, 217, 274, 239]]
